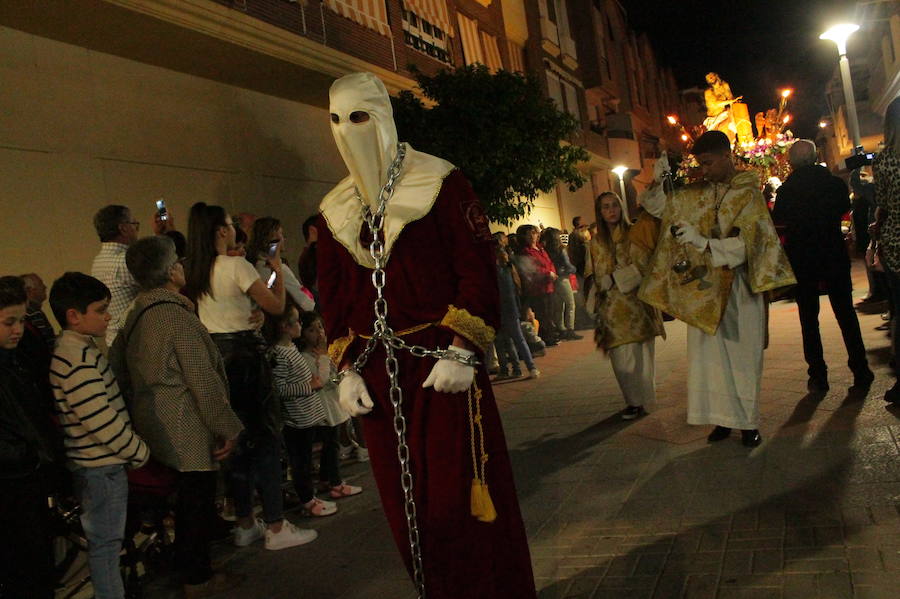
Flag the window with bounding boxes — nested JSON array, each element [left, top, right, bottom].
[[402, 5, 452, 64], [562, 80, 580, 124], [547, 72, 565, 109]]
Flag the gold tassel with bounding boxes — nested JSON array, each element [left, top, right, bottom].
[[470, 478, 497, 523], [467, 383, 497, 523]]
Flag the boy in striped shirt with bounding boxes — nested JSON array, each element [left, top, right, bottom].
[[49, 272, 148, 599]]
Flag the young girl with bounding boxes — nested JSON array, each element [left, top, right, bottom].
[[585, 192, 665, 419], [296, 311, 362, 500], [266, 307, 360, 518]]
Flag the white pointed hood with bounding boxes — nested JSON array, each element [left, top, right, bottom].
[[321, 72, 456, 268], [328, 72, 399, 208]]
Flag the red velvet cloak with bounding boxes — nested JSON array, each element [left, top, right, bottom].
[[317, 170, 536, 599]]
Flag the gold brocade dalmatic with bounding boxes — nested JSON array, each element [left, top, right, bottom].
[[638, 171, 795, 335], [585, 214, 665, 350]]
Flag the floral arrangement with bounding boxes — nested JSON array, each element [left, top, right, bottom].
[[735, 132, 796, 184], [668, 132, 796, 189]]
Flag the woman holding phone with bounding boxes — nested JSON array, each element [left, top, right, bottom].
[[247, 217, 315, 312], [185, 203, 309, 550]]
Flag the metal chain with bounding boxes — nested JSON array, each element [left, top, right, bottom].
[[342, 142, 474, 598]]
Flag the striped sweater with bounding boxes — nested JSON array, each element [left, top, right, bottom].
[[50, 330, 149, 469], [271, 343, 326, 429]]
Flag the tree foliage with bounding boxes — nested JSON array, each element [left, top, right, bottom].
[[392, 64, 589, 225]]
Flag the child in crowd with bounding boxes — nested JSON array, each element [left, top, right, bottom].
[[521, 307, 546, 358], [265, 306, 359, 519], [49, 272, 150, 599], [296, 311, 361, 500]]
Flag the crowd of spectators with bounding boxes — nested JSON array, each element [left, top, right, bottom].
[[1, 202, 366, 599], [488, 219, 590, 381]]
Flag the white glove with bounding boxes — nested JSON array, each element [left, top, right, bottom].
[[613, 264, 642, 294], [674, 222, 709, 251], [599, 274, 614, 292], [653, 152, 671, 183], [422, 345, 475, 393], [338, 370, 374, 416]]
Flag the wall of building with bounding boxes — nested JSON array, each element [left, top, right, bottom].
[[0, 24, 345, 283]]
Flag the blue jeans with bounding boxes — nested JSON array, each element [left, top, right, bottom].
[[73, 464, 128, 599]]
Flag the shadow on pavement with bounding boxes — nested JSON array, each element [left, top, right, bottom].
[[509, 413, 636, 501], [535, 388, 869, 599]]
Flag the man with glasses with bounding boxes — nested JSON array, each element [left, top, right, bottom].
[[91, 205, 173, 345]]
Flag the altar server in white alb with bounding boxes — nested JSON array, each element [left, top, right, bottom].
[[638, 131, 795, 447]]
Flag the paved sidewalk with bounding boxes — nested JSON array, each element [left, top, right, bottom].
[[139, 267, 899, 599]]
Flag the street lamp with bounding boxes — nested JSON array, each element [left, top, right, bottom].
[[611, 165, 628, 203], [820, 23, 862, 153]]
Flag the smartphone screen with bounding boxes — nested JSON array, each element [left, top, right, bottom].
[[155, 199, 168, 221], [267, 240, 279, 258], [266, 270, 277, 288]]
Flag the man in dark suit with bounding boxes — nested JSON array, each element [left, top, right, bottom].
[[773, 139, 874, 392]]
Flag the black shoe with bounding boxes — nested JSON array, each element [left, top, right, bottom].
[[707, 426, 732, 442], [563, 331, 584, 340], [876, 322, 891, 331], [807, 376, 829, 393], [544, 339, 559, 347], [852, 369, 875, 389], [621, 406, 646, 420], [741, 429, 762, 447]]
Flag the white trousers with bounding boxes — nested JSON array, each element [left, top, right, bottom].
[[609, 339, 656, 408]]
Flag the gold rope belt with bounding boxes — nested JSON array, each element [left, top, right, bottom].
[[357, 322, 436, 340]]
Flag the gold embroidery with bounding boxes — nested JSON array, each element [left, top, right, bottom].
[[587, 219, 665, 351], [327, 331, 356, 366], [638, 171, 795, 335], [439, 305, 496, 352]]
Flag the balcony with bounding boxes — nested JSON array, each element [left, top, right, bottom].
[[608, 138, 641, 170], [606, 113, 637, 140], [560, 35, 578, 70], [540, 18, 561, 56]]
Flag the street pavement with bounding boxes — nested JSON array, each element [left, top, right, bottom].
[[132, 264, 899, 599]]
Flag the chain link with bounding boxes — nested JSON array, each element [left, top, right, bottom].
[[340, 143, 484, 598]]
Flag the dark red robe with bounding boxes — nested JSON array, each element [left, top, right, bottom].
[[318, 170, 536, 598]]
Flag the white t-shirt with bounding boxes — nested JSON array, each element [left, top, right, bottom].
[[198, 255, 261, 333]]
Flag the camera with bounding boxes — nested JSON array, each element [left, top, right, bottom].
[[845, 152, 876, 171]]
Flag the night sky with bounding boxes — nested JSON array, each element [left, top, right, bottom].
[[619, 0, 859, 139]]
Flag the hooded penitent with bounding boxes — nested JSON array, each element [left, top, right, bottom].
[[321, 72, 455, 268], [328, 72, 399, 209]]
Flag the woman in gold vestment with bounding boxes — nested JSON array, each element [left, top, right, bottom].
[[585, 192, 665, 419]]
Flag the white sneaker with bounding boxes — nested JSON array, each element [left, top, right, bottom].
[[233, 518, 265, 547], [338, 444, 355, 460], [264, 520, 318, 551], [529, 368, 541, 379], [355, 447, 369, 462]]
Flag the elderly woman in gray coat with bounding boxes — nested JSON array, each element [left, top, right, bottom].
[[109, 235, 244, 597]]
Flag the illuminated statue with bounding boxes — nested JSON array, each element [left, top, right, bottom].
[[702, 72, 745, 143]]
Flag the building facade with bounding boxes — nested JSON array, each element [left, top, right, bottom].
[[0, 0, 681, 281]]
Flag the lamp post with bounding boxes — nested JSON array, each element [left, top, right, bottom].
[[820, 23, 862, 154], [611, 165, 628, 203]]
